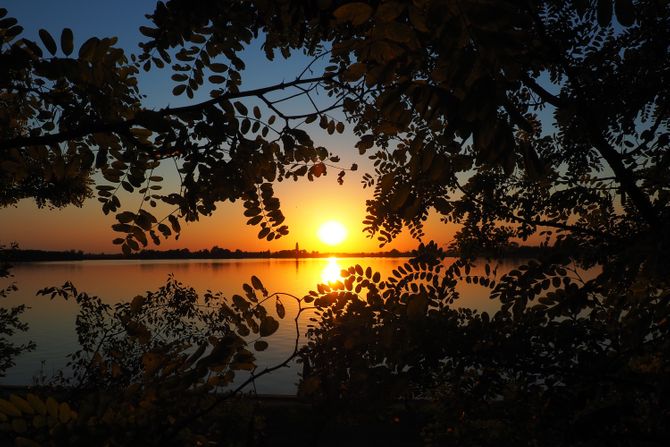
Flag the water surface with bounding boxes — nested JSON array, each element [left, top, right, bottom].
[[1, 257, 512, 393]]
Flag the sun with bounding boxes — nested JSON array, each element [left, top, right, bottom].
[[317, 220, 347, 246]]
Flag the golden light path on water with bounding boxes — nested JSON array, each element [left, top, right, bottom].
[[321, 257, 343, 284]]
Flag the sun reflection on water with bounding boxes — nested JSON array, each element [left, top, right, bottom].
[[321, 257, 343, 284]]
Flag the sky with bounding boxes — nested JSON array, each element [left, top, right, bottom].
[[0, 0, 455, 253]]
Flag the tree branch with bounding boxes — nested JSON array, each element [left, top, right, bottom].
[[522, 74, 564, 108], [455, 183, 607, 239], [0, 74, 336, 152], [161, 292, 310, 442], [165, 74, 334, 118], [522, 2, 661, 229]]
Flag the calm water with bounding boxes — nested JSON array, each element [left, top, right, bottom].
[[0, 257, 512, 394]]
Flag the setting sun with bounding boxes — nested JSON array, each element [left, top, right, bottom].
[[317, 220, 347, 246]]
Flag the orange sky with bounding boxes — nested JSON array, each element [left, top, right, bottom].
[[0, 117, 457, 254], [0, 166, 456, 254]]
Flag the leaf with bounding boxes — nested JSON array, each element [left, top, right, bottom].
[[276, 299, 285, 319], [375, 2, 405, 22], [58, 402, 72, 424], [341, 62, 366, 81], [4, 25, 23, 41], [210, 63, 228, 72], [356, 134, 375, 153], [185, 343, 208, 367], [230, 362, 255, 371], [241, 118, 251, 134], [232, 294, 250, 312], [251, 275, 264, 290], [157, 223, 171, 237], [384, 22, 413, 43], [60, 28, 73, 56], [142, 352, 162, 376], [45, 397, 58, 418], [258, 227, 270, 239], [168, 215, 181, 233], [407, 294, 428, 320], [390, 184, 411, 210], [234, 101, 248, 115], [39, 29, 57, 55], [409, 6, 429, 32], [0, 398, 21, 417], [597, 0, 613, 27], [333, 2, 374, 26], [9, 395, 33, 415], [172, 84, 186, 96], [259, 316, 279, 337], [130, 295, 145, 313], [11, 418, 27, 433], [78, 37, 99, 60], [254, 340, 269, 351], [614, 0, 635, 26], [26, 394, 46, 415], [247, 215, 263, 225], [139, 25, 159, 37]]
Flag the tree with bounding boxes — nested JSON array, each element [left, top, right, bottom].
[[0, 245, 35, 377], [1, 0, 669, 445]]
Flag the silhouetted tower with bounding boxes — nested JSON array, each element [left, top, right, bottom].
[[295, 242, 299, 258]]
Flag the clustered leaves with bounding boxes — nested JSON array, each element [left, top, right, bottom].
[[36, 275, 285, 389], [16, 274, 305, 445], [1, 4, 355, 255], [300, 243, 670, 445], [0, 393, 76, 447], [0, 247, 35, 377], [1, 11, 139, 209]]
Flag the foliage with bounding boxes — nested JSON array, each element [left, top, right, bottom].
[[1, 0, 670, 445], [1, 275, 305, 445], [0, 393, 78, 447], [299, 246, 670, 445], [0, 246, 35, 377], [0, 388, 258, 447], [0, 4, 356, 253]]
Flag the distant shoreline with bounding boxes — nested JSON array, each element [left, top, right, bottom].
[[0, 248, 414, 262], [1, 246, 552, 263]]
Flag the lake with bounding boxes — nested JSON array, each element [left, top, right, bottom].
[[0, 257, 513, 394]]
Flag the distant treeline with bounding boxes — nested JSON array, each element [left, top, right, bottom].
[[0, 249, 86, 262], [1, 245, 554, 262], [0, 247, 411, 262]]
